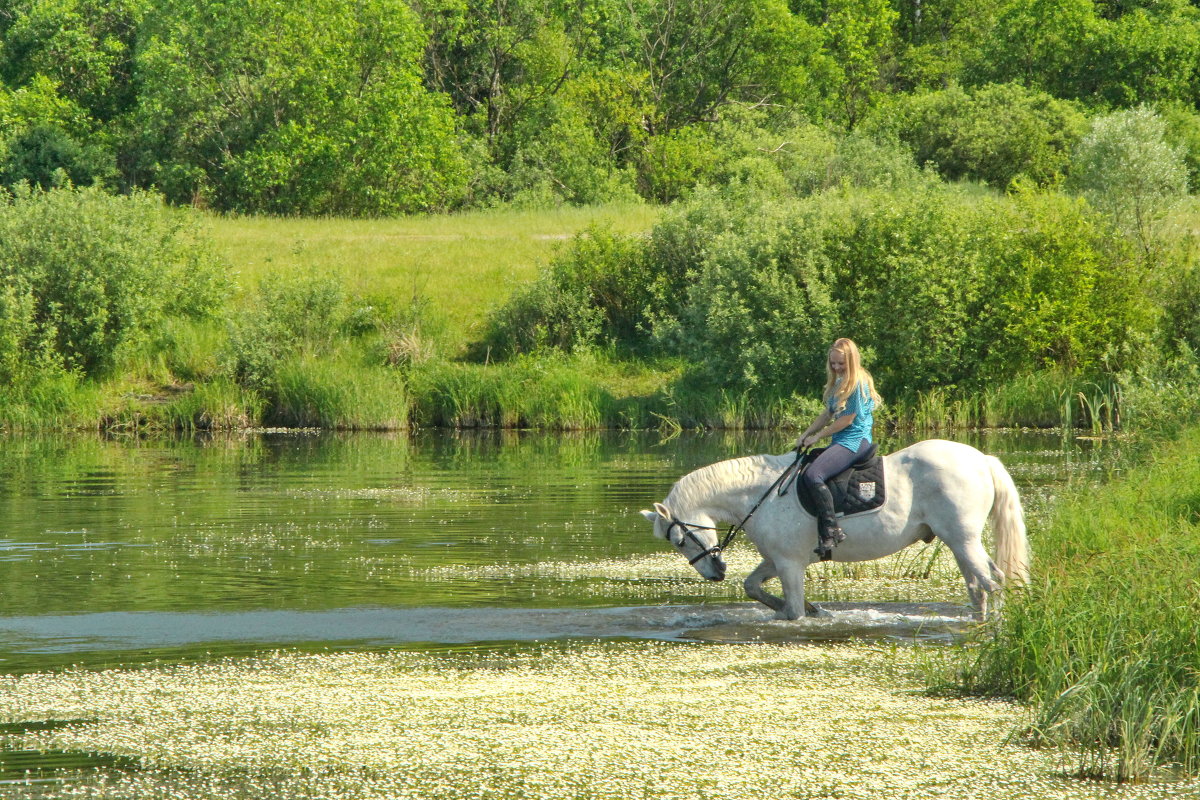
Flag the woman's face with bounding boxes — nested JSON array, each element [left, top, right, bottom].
[[828, 349, 847, 376]]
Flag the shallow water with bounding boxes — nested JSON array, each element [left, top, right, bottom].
[[0, 428, 1162, 798], [0, 428, 1114, 669]]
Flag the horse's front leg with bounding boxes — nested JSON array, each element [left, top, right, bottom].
[[744, 559, 784, 612], [776, 559, 822, 620], [745, 559, 822, 617]]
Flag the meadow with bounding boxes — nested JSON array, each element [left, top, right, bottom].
[[205, 204, 662, 347]]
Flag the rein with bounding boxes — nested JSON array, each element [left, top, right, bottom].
[[668, 449, 805, 563]]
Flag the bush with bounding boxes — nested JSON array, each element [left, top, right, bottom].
[[866, 82, 1086, 188], [223, 275, 346, 392], [1157, 102, 1200, 192], [478, 225, 653, 358], [0, 185, 229, 380], [479, 182, 1156, 401], [0, 124, 115, 190]]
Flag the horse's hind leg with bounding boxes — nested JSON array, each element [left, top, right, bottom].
[[945, 536, 1003, 616]]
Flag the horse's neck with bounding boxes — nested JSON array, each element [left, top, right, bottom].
[[667, 454, 783, 522]]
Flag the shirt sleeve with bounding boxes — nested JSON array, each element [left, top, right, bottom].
[[837, 385, 863, 418]]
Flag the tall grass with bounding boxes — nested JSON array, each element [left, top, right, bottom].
[[953, 425, 1200, 781], [892, 371, 1123, 432], [0, 373, 103, 431], [270, 355, 408, 430], [407, 356, 606, 430]]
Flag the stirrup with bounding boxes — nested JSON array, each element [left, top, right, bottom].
[[813, 525, 845, 561]]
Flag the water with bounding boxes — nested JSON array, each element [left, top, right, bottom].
[[0, 429, 1130, 793], [0, 428, 1116, 671]]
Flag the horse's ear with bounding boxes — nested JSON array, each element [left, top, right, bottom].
[[653, 502, 671, 519], [639, 509, 658, 523]]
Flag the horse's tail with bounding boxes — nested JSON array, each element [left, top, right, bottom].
[[986, 456, 1030, 586]]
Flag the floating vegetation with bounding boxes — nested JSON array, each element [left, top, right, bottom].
[[283, 486, 470, 503], [397, 544, 969, 604], [1, 643, 1196, 799]]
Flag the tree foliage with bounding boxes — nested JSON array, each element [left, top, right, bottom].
[[1066, 106, 1189, 250], [1, 0, 1199, 209], [125, 0, 469, 214]]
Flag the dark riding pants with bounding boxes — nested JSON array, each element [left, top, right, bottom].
[[803, 439, 870, 492]]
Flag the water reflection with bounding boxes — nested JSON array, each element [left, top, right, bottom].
[[0, 429, 1120, 664]]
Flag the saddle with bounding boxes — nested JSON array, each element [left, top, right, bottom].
[[792, 443, 886, 518]]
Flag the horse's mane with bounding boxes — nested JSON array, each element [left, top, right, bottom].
[[665, 453, 786, 511]]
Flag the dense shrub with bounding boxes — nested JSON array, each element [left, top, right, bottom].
[[1, 124, 114, 190], [0, 185, 228, 381], [481, 182, 1158, 401], [866, 83, 1086, 188], [222, 275, 346, 392], [1157, 102, 1200, 192]]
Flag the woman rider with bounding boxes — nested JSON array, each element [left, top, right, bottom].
[[795, 338, 882, 561]]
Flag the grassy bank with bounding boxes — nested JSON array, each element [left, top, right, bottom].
[[0, 196, 1189, 434], [950, 425, 1200, 782]]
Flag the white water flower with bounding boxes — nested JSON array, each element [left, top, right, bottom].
[[1, 642, 1196, 799]]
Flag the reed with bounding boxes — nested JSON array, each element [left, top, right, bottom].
[[953, 425, 1200, 781], [269, 354, 408, 430], [0, 373, 102, 431], [407, 356, 608, 430], [156, 380, 265, 431]]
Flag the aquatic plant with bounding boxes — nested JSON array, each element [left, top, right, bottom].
[[3, 643, 1194, 799]]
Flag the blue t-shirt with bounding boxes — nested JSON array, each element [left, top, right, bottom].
[[826, 380, 874, 452]]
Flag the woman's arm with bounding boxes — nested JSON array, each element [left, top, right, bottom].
[[798, 410, 856, 449], [797, 409, 831, 448]]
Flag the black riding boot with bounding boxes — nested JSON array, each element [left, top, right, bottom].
[[812, 482, 846, 561]]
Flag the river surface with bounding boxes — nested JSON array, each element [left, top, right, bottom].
[[0, 428, 1119, 674]]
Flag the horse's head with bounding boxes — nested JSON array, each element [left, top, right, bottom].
[[640, 501, 727, 582]]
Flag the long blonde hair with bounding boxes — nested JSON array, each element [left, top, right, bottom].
[[823, 338, 882, 413]]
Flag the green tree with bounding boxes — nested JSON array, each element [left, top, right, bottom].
[[802, 0, 898, 127], [1066, 106, 1189, 253], [969, 0, 1200, 106], [130, 0, 469, 214], [867, 82, 1086, 187], [0, 0, 144, 123]]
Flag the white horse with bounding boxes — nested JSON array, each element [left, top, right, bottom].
[[641, 439, 1029, 620]]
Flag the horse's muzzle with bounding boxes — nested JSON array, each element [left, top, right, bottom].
[[706, 560, 727, 582]]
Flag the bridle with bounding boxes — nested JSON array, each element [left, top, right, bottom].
[[664, 518, 728, 565], [664, 449, 806, 564]]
